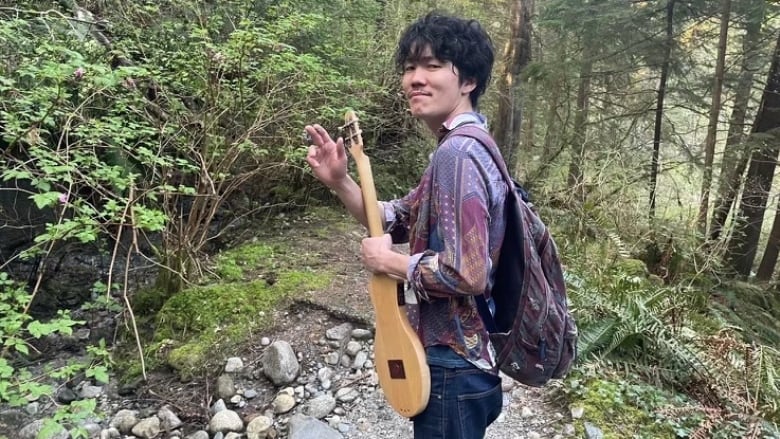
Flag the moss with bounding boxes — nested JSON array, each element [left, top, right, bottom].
[[568, 376, 680, 439], [152, 269, 330, 379], [213, 243, 279, 282]]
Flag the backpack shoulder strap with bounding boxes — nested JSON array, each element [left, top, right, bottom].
[[443, 125, 514, 186], [444, 125, 532, 205]]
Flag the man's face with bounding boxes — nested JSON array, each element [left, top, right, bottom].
[[401, 46, 475, 130]]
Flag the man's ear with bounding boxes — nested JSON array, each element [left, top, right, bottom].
[[460, 77, 477, 95]]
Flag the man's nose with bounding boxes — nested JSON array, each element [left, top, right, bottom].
[[408, 67, 427, 85]]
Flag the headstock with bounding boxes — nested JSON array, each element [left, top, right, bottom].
[[342, 110, 364, 159]]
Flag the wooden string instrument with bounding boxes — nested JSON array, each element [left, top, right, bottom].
[[342, 110, 430, 418]]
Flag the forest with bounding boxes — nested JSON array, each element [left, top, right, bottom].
[[1, 0, 780, 437]]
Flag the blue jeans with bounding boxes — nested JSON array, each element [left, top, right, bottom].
[[412, 347, 503, 439]]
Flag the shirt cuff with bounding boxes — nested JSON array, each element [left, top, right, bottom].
[[408, 252, 433, 301], [380, 201, 395, 232]]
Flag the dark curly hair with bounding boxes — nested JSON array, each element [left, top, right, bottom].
[[394, 12, 495, 108]]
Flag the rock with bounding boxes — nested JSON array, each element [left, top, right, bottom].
[[109, 409, 139, 434], [79, 384, 104, 399], [263, 341, 300, 386], [324, 352, 340, 365], [24, 402, 39, 416], [325, 323, 352, 342], [261, 337, 271, 346], [521, 406, 534, 418], [562, 423, 576, 436], [244, 389, 258, 399], [131, 416, 161, 439], [345, 341, 361, 356], [352, 351, 368, 369], [272, 392, 296, 414], [208, 409, 244, 433], [246, 415, 274, 439], [570, 405, 584, 419], [186, 431, 209, 439], [288, 414, 344, 439], [351, 329, 372, 340], [305, 394, 336, 419], [527, 432, 542, 439], [217, 374, 236, 400], [158, 405, 183, 430], [19, 419, 69, 439], [225, 357, 244, 373], [212, 399, 228, 413], [56, 386, 78, 404], [335, 387, 359, 403], [225, 433, 242, 439], [584, 422, 604, 439]]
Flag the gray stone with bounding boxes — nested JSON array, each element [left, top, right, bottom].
[[24, 402, 39, 416], [101, 427, 120, 439], [212, 398, 228, 414], [109, 409, 139, 434], [305, 394, 336, 419], [325, 323, 353, 342], [158, 405, 183, 430], [79, 384, 103, 399], [185, 431, 210, 439], [56, 386, 78, 404], [584, 422, 604, 439], [262, 341, 300, 385], [246, 415, 274, 439], [353, 351, 368, 369], [335, 387, 359, 403], [225, 433, 242, 439], [288, 414, 344, 439], [131, 416, 161, 439], [351, 329, 372, 340], [208, 409, 244, 433], [225, 357, 244, 373], [345, 341, 361, 356], [273, 392, 296, 414], [217, 374, 236, 400], [244, 389, 258, 399], [324, 352, 340, 365], [19, 419, 68, 439]]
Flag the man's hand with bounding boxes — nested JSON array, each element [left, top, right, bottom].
[[361, 234, 394, 274], [305, 124, 348, 189]]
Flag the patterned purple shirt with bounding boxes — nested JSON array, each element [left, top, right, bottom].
[[380, 112, 508, 371]]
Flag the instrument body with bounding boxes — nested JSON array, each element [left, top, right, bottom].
[[343, 110, 430, 418]]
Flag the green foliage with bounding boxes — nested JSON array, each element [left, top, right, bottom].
[[567, 257, 780, 434], [0, 273, 80, 361], [0, 273, 108, 437], [563, 369, 688, 438]]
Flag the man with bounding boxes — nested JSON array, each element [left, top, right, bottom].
[[304, 12, 506, 439]]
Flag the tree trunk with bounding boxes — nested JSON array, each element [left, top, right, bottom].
[[566, 48, 593, 203], [517, 0, 538, 180], [697, 0, 731, 235], [757, 195, 780, 281], [726, 31, 780, 277], [709, 0, 766, 242], [493, 0, 531, 173], [649, 0, 676, 222]]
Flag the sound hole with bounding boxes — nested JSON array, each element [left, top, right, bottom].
[[388, 360, 406, 379]]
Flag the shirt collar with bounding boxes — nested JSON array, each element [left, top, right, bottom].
[[437, 112, 488, 140]]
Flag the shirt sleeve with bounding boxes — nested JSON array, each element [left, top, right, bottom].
[[409, 139, 492, 300], [380, 185, 418, 244]]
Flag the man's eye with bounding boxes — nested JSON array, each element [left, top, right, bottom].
[[404, 65, 415, 72], [427, 63, 441, 70]]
